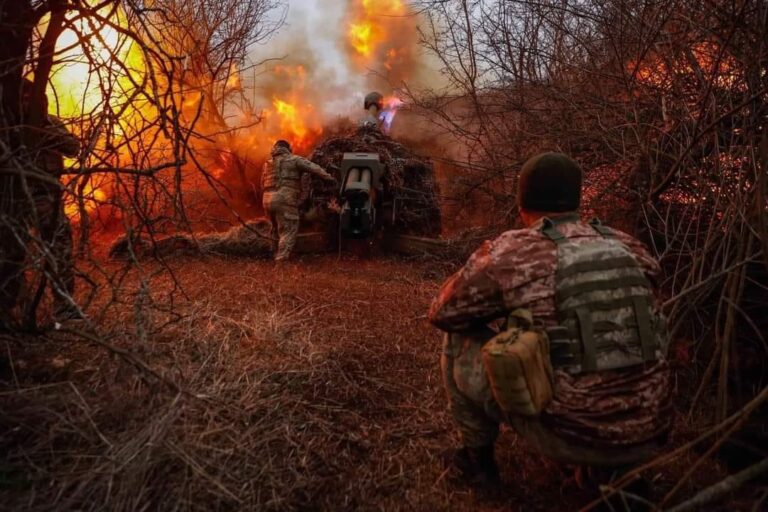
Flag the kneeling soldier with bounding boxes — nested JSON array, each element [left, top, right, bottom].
[[429, 153, 671, 489]]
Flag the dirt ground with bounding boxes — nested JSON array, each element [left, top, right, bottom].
[[0, 254, 760, 511]]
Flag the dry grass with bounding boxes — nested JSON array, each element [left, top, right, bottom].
[[0, 255, 760, 511]]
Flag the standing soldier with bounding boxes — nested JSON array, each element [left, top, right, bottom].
[[261, 140, 335, 261], [358, 91, 383, 130], [430, 153, 671, 496], [0, 79, 80, 325]]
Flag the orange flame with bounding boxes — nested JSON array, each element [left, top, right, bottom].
[[629, 42, 740, 90], [273, 98, 308, 140], [347, 0, 408, 68], [43, 6, 146, 221], [263, 65, 322, 151], [64, 180, 108, 219]]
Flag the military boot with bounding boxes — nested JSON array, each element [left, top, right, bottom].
[[445, 445, 501, 489]]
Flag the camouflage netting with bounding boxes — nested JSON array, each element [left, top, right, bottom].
[[307, 127, 442, 237], [109, 220, 274, 259]]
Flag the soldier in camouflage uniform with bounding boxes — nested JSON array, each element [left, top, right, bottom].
[[36, 112, 80, 318], [430, 153, 671, 488], [261, 140, 335, 261], [0, 79, 80, 324]]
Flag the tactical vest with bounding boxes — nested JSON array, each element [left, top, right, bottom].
[[262, 155, 301, 191], [542, 216, 666, 374]]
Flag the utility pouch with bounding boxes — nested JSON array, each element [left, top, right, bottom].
[[481, 309, 554, 417]]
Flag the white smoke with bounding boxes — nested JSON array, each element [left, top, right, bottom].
[[246, 0, 373, 122]]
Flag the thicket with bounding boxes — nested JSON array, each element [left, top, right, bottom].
[[411, 0, 767, 506]]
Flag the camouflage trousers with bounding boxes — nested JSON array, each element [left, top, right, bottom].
[[263, 190, 299, 261], [37, 197, 75, 307], [442, 332, 659, 467]]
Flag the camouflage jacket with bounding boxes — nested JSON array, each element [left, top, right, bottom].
[[262, 147, 333, 203], [28, 116, 80, 200], [39, 115, 80, 174], [429, 216, 671, 447]]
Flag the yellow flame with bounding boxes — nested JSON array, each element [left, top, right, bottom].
[[349, 23, 375, 57], [226, 63, 241, 91], [347, 0, 406, 60], [64, 181, 108, 219], [47, 9, 142, 119], [273, 98, 308, 141], [39, 6, 149, 220]]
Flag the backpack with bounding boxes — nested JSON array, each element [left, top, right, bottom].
[[262, 155, 301, 191], [541, 217, 666, 374]]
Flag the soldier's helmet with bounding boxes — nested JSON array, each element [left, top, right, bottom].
[[274, 139, 291, 152], [364, 92, 384, 112], [518, 152, 582, 212]]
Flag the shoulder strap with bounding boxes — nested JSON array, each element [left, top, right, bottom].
[[540, 217, 567, 244], [540, 213, 579, 244], [589, 218, 614, 238]]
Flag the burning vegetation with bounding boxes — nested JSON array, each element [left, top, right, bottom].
[[45, 0, 422, 239], [1, 0, 767, 511]]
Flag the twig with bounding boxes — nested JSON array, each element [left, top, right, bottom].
[[579, 383, 768, 511], [666, 458, 768, 512]]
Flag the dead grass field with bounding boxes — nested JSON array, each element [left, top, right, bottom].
[[0, 255, 758, 511]]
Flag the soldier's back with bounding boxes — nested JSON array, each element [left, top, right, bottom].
[[484, 218, 672, 449]]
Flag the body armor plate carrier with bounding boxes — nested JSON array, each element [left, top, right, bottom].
[[542, 216, 666, 374], [263, 155, 301, 191]]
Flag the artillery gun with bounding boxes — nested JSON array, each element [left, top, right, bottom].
[[297, 92, 444, 254], [337, 152, 384, 239]]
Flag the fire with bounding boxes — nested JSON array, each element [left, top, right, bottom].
[[263, 65, 322, 151], [273, 99, 303, 138], [33, 0, 423, 233], [347, 0, 409, 69], [379, 95, 404, 133], [64, 180, 108, 219], [629, 41, 741, 91], [226, 64, 242, 92], [270, 97, 321, 150], [41, 5, 146, 221], [48, 16, 124, 115], [349, 22, 375, 57]]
